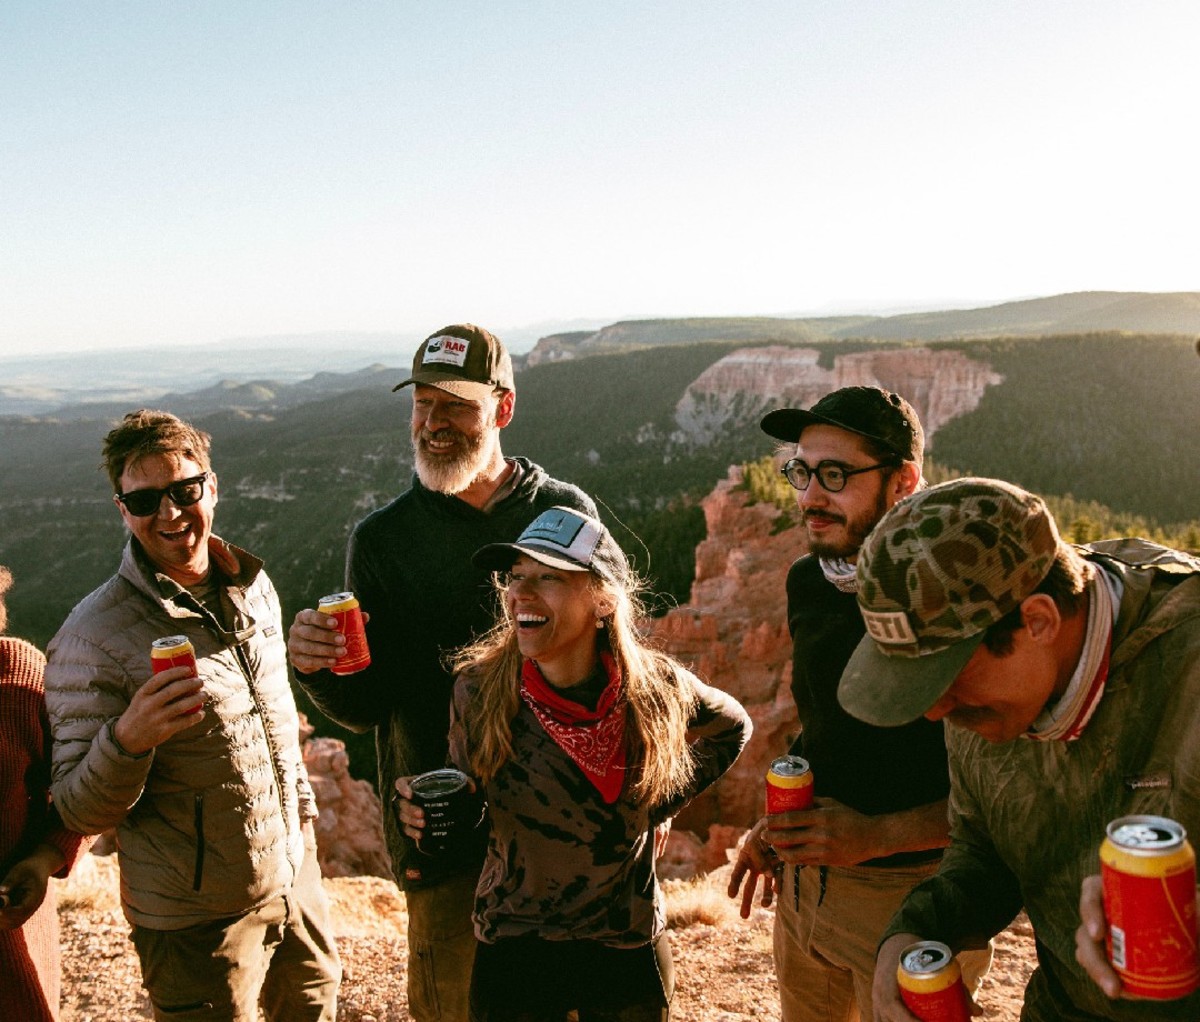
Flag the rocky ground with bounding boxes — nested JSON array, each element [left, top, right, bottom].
[[57, 852, 1034, 1021]]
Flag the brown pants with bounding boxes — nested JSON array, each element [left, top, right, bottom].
[[130, 849, 340, 1022], [773, 862, 992, 1022]]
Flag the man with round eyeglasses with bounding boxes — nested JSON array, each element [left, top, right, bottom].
[[727, 386, 990, 1022], [44, 409, 340, 1022]]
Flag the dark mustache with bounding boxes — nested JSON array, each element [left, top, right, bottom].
[[802, 509, 845, 525]]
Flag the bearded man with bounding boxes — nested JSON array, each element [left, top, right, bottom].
[[727, 387, 990, 1022], [288, 324, 595, 1022]]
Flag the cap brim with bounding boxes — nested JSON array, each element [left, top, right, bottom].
[[759, 407, 901, 455], [837, 630, 985, 727], [760, 408, 825, 443], [393, 373, 498, 400], [473, 542, 590, 575]]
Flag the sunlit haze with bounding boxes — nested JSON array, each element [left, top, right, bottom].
[[2, 2, 1197, 357]]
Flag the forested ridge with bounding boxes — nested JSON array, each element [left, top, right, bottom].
[[2, 330, 1196, 783]]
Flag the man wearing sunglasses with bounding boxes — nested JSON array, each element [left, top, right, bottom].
[[287, 324, 595, 1022], [44, 409, 340, 1022], [727, 386, 989, 1022]]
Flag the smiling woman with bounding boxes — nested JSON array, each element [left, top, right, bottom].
[[395, 506, 752, 1021]]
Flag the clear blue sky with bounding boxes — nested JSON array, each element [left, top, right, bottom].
[[3, 1, 1197, 356]]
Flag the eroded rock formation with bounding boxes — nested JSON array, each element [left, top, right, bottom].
[[301, 715, 391, 879], [674, 345, 1002, 446], [651, 467, 802, 876]]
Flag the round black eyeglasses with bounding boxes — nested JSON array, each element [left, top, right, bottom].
[[780, 459, 896, 493]]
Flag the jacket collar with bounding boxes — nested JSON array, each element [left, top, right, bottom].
[[119, 535, 265, 625], [1083, 539, 1200, 674]]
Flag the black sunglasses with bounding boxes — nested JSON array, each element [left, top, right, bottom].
[[116, 474, 210, 517]]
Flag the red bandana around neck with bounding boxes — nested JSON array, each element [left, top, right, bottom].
[[520, 652, 628, 804]]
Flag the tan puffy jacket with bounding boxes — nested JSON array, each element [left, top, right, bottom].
[[45, 537, 316, 930]]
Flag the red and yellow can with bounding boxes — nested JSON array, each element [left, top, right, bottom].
[[150, 635, 197, 676], [319, 591, 372, 676], [897, 940, 971, 1022], [1100, 814, 1199, 999], [766, 755, 814, 815]]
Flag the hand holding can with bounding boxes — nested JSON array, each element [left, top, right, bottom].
[[114, 639, 207, 755], [318, 592, 371, 675], [1100, 815, 1199, 1000], [897, 940, 972, 1021]]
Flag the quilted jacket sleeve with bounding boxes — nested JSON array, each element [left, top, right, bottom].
[[44, 626, 154, 835]]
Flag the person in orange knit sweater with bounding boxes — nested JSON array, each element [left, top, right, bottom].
[[1, 565, 88, 1022]]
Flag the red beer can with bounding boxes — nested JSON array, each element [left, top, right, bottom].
[[319, 591, 371, 676], [766, 755, 814, 815], [1100, 814, 1199, 999], [150, 635, 197, 675], [897, 940, 971, 1022]]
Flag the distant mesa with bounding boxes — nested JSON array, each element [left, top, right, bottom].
[[523, 291, 1200, 365]]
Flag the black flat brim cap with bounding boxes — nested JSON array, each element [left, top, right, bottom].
[[760, 406, 898, 452]]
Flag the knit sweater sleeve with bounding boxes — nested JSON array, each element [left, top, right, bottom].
[[1, 638, 88, 877]]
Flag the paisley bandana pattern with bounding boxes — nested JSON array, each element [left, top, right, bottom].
[[521, 653, 628, 803]]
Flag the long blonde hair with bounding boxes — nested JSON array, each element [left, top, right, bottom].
[[451, 570, 698, 809]]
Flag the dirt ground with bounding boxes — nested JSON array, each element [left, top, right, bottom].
[[58, 853, 1035, 1021]]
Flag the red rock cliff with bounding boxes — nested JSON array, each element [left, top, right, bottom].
[[651, 468, 803, 874]]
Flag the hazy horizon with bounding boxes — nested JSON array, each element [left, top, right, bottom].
[[0, 294, 1016, 362]]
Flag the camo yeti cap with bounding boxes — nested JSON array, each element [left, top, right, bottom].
[[837, 477, 1062, 727]]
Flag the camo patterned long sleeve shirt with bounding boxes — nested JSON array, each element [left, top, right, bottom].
[[884, 539, 1200, 1022], [449, 666, 751, 948]]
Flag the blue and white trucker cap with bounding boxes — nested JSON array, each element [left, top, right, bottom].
[[473, 507, 628, 584]]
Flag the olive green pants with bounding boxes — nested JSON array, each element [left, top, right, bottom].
[[130, 849, 340, 1022], [405, 871, 479, 1021]]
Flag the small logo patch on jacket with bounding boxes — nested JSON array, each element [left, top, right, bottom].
[[1124, 772, 1172, 791]]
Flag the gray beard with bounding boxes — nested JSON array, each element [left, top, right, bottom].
[[412, 433, 490, 495]]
